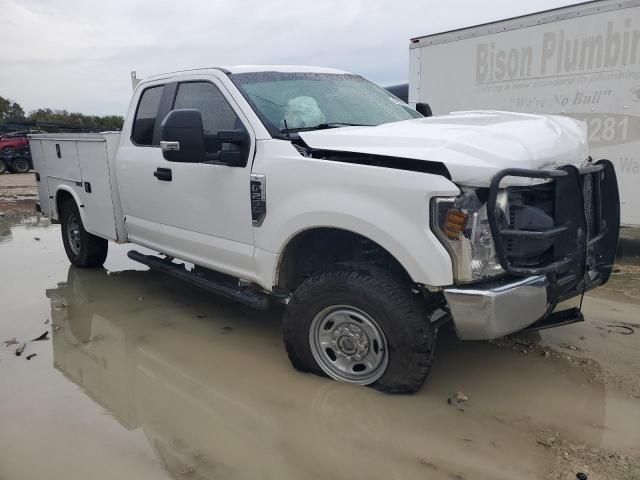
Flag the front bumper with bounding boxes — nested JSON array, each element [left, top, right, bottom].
[[444, 275, 549, 340], [443, 159, 620, 340]]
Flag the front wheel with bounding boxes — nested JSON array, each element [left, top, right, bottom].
[[60, 200, 108, 268], [283, 263, 436, 394], [0, 159, 7, 174]]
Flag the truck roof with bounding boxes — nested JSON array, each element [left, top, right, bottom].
[[222, 65, 349, 74], [142, 65, 350, 82]]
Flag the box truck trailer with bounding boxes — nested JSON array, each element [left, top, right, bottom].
[[409, 0, 640, 227]]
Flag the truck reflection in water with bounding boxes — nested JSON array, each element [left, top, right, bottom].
[[47, 266, 606, 480]]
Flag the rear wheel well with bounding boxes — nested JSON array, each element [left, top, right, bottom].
[[55, 190, 75, 218], [276, 228, 413, 292]]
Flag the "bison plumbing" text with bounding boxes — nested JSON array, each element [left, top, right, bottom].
[[476, 19, 640, 84]]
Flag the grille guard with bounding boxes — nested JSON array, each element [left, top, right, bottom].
[[486, 160, 620, 299]]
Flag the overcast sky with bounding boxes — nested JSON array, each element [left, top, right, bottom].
[[0, 0, 589, 116]]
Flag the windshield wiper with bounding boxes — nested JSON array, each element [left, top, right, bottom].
[[279, 122, 374, 134]]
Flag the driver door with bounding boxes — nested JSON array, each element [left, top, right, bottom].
[[117, 76, 257, 281]]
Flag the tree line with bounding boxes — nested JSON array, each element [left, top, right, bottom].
[[0, 95, 124, 132]]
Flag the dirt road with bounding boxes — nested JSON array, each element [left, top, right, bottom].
[[0, 176, 639, 480], [0, 173, 39, 215]]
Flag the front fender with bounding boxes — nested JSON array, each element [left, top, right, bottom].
[[277, 208, 454, 287], [252, 140, 460, 288]]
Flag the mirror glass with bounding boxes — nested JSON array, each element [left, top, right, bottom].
[[160, 109, 205, 163]]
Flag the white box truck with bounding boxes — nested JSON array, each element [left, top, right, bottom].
[[409, 0, 640, 227]]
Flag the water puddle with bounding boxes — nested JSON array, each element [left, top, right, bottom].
[[1, 215, 639, 479]]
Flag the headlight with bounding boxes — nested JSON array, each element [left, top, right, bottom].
[[432, 189, 507, 283]]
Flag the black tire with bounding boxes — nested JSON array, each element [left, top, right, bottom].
[[11, 157, 30, 174], [283, 263, 436, 394], [60, 199, 108, 268], [0, 159, 7, 174]]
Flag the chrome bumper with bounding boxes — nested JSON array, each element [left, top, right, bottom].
[[443, 276, 549, 340]]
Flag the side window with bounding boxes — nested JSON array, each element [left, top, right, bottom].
[[174, 82, 241, 154], [132, 85, 163, 146]]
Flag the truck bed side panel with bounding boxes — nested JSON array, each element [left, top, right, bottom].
[[29, 134, 121, 241]]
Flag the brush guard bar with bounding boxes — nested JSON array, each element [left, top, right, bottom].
[[486, 159, 620, 301]]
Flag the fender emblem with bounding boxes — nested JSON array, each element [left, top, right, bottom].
[[250, 174, 266, 226]]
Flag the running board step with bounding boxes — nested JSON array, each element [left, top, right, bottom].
[[127, 250, 269, 310]]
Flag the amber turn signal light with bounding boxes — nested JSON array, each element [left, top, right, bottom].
[[444, 210, 468, 239]]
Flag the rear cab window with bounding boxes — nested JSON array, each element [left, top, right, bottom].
[[131, 85, 164, 146]]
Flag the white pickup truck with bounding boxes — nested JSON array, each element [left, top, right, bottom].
[[30, 65, 620, 393]]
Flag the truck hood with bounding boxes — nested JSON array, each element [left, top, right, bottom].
[[299, 111, 588, 187]]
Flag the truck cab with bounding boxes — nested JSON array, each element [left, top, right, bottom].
[[29, 65, 620, 393]]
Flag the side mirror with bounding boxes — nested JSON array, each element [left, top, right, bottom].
[[416, 102, 433, 117], [213, 129, 249, 167], [217, 129, 247, 144], [160, 109, 205, 162]]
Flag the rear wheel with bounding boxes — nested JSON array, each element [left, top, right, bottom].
[[60, 199, 108, 268], [0, 159, 7, 174], [283, 263, 436, 394], [11, 157, 30, 173]]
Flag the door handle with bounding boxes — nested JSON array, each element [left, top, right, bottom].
[[154, 167, 172, 181]]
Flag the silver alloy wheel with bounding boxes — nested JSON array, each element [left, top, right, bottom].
[[309, 305, 389, 385], [66, 215, 82, 256]]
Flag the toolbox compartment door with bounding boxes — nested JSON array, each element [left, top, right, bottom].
[[76, 139, 117, 240], [29, 140, 53, 216]]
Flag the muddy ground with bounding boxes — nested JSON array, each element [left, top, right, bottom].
[[1, 174, 639, 480]]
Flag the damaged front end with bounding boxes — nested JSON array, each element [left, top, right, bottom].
[[438, 160, 620, 340]]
